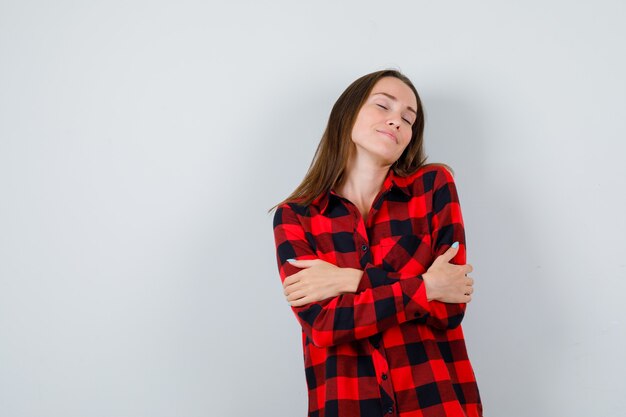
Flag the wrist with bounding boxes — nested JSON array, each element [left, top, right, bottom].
[[341, 268, 363, 293], [422, 272, 438, 302]]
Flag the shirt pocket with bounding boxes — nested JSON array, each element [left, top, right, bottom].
[[375, 233, 433, 275]]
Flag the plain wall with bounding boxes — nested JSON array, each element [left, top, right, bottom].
[[1, 1, 625, 416]]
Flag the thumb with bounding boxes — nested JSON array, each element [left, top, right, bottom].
[[286, 258, 319, 268], [438, 242, 460, 263]]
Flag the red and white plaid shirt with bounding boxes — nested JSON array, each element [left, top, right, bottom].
[[273, 164, 482, 417]]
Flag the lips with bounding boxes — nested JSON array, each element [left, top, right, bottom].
[[376, 129, 398, 144]]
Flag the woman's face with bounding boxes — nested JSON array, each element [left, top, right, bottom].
[[350, 76, 418, 165]]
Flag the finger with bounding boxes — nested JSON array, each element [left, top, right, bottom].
[[286, 289, 306, 302], [461, 264, 473, 275], [438, 242, 460, 263], [282, 273, 301, 288], [284, 279, 306, 296], [286, 259, 319, 268], [290, 295, 311, 307], [284, 282, 299, 296]]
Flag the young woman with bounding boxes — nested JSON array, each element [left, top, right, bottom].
[[272, 70, 482, 417]]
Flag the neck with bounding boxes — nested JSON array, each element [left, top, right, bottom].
[[336, 154, 391, 219]]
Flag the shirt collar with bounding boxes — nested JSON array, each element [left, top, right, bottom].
[[312, 168, 412, 214]]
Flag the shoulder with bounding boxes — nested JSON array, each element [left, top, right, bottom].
[[396, 163, 457, 194], [272, 201, 310, 228], [417, 163, 455, 180]]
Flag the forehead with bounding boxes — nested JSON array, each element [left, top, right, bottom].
[[369, 77, 417, 109]]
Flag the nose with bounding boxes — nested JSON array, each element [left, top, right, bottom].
[[387, 119, 400, 130]]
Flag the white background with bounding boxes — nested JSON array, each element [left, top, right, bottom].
[[1, 1, 625, 416]]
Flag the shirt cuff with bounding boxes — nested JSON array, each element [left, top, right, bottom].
[[399, 276, 432, 320]]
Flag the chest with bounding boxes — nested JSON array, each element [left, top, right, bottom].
[[302, 193, 435, 275]]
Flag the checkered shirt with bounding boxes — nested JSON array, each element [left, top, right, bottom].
[[273, 165, 482, 417]]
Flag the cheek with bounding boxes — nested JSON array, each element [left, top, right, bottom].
[[350, 117, 369, 143], [400, 129, 413, 146], [349, 124, 361, 144]]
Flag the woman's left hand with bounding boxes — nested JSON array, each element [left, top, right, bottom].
[[283, 259, 363, 307]]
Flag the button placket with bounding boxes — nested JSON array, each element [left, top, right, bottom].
[[371, 344, 397, 416], [348, 204, 371, 267]]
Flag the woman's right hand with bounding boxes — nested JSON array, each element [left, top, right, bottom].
[[422, 243, 474, 303], [282, 259, 363, 307]]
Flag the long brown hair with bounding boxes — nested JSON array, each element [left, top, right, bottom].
[[273, 69, 429, 210]]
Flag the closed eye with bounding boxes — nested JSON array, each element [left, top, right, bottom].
[[376, 104, 388, 110], [403, 118, 412, 125]]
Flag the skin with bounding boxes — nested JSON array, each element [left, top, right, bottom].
[[284, 77, 474, 307]]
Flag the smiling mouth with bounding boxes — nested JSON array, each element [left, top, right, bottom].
[[377, 130, 398, 144]]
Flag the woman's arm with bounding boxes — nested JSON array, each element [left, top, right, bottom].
[[284, 248, 472, 306], [421, 166, 473, 328]]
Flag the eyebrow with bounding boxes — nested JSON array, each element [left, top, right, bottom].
[[372, 92, 417, 115]]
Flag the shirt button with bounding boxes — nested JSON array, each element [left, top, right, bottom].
[[361, 244, 368, 252], [382, 373, 388, 380], [387, 406, 393, 414]]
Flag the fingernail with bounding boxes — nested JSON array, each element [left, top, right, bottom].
[[286, 258, 296, 263], [451, 242, 459, 248]]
